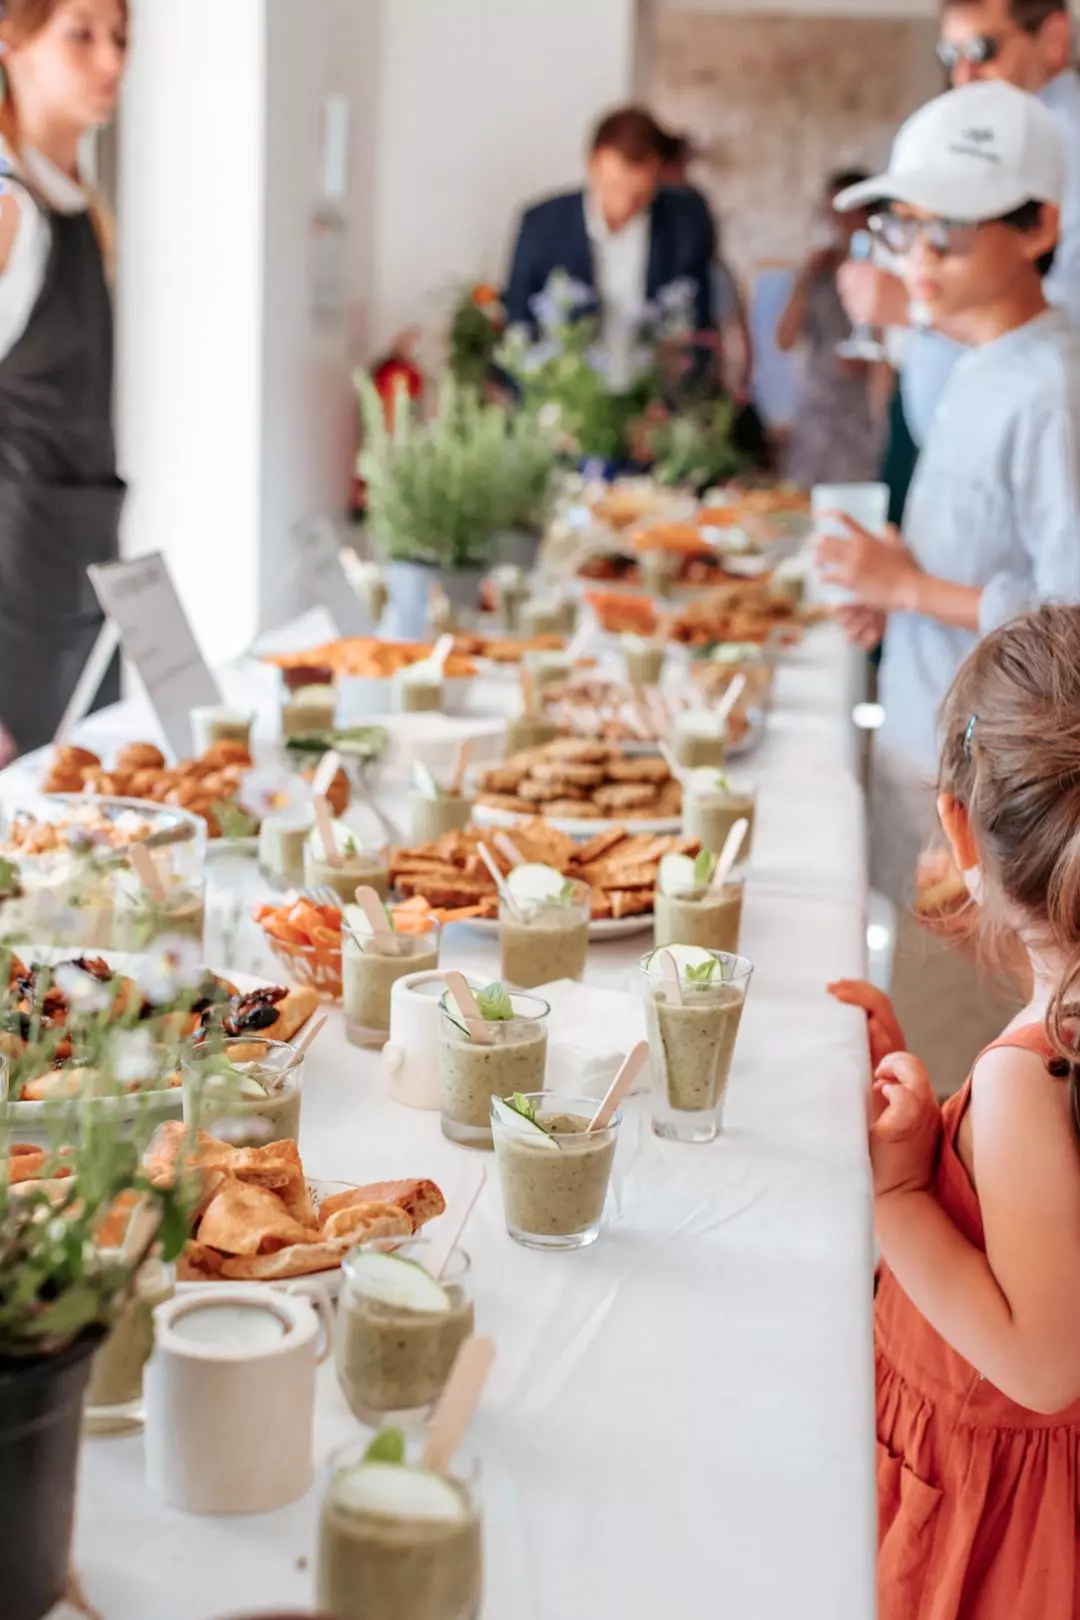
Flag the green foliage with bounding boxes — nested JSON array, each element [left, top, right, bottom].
[[448, 287, 502, 392], [356, 374, 558, 570], [509, 1092, 539, 1124], [650, 398, 746, 490], [475, 983, 514, 1022], [498, 310, 658, 465]]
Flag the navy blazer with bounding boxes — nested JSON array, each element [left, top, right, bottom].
[[504, 186, 716, 336]]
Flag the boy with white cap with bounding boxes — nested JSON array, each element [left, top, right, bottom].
[[817, 80, 1080, 1094]]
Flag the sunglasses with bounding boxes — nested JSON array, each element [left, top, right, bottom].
[[869, 213, 981, 257], [937, 32, 1007, 71]]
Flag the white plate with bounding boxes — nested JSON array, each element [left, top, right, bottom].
[[473, 801, 681, 840], [458, 913, 654, 941]]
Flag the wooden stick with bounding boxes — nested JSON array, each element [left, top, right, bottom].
[[443, 970, 495, 1045], [520, 667, 537, 718], [312, 748, 343, 801], [283, 1012, 329, 1073], [353, 885, 401, 956], [477, 841, 523, 921], [422, 1335, 496, 1475], [659, 743, 685, 785], [710, 818, 749, 892], [450, 737, 473, 798], [430, 1163, 487, 1281], [493, 832, 524, 868], [128, 843, 166, 904], [313, 796, 343, 869], [430, 633, 455, 674], [714, 672, 747, 732], [588, 1041, 648, 1132]]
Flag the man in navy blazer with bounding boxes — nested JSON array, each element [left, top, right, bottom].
[[505, 106, 716, 341]]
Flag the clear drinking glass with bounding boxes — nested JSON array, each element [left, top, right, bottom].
[[836, 230, 887, 361], [498, 880, 590, 990], [334, 1238, 473, 1424], [639, 949, 753, 1143], [491, 1091, 621, 1251], [84, 1257, 175, 1435], [653, 871, 745, 955], [681, 774, 757, 859], [438, 990, 550, 1148], [343, 920, 441, 1049], [181, 1036, 305, 1148], [810, 482, 889, 608], [316, 1437, 482, 1620]]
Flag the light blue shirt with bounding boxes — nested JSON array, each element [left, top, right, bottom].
[[881, 309, 1080, 772], [901, 69, 1080, 447]]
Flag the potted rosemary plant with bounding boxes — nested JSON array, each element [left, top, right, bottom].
[[357, 374, 556, 636]]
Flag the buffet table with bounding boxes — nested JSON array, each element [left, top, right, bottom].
[[12, 623, 876, 1620]]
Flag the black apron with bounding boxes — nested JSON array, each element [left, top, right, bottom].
[[0, 179, 125, 755]]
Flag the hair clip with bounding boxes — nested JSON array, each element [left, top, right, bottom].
[[963, 714, 977, 762]]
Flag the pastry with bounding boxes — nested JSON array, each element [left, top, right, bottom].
[[115, 742, 166, 773]]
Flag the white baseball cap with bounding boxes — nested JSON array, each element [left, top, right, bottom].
[[835, 81, 1066, 221]]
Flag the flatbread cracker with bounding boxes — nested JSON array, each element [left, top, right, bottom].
[[320, 1177, 446, 1232], [219, 1242, 344, 1281], [196, 1179, 321, 1257], [321, 1202, 413, 1245]]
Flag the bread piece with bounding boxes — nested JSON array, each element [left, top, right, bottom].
[[606, 757, 671, 783], [518, 778, 585, 803], [594, 783, 659, 813], [531, 760, 607, 787], [116, 743, 167, 773], [321, 1177, 445, 1232], [545, 798, 603, 819]]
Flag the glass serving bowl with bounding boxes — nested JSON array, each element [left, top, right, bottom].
[[257, 922, 343, 1002], [0, 795, 208, 952]]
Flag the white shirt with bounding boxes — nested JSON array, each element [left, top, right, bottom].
[[583, 192, 649, 391], [0, 140, 88, 366], [882, 308, 1080, 775]]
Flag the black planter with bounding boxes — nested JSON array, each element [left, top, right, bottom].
[[0, 1333, 102, 1620]]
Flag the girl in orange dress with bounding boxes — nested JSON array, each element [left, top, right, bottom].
[[831, 604, 1080, 1620]]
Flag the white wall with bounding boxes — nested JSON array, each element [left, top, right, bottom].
[[117, 0, 266, 663], [369, 0, 638, 350], [118, 0, 372, 661]]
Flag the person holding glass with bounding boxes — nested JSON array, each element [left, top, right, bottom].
[[817, 82, 1080, 1094], [776, 169, 889, 488]]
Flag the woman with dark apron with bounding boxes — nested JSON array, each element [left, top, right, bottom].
[[0, 0, 127, 758]]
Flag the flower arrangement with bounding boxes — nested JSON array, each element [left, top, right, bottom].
[[497, 270, 714, 468], [448, 282, 505, 392]]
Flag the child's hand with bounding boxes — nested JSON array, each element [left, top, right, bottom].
[[828, 979, 905, 1069], [869, 1052, 942, 1199]]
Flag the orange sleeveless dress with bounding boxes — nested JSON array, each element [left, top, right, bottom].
[[876, 1025, 1080, 1620]]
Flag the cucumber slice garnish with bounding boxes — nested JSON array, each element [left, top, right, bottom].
[[334, 1461, 466, 1523], [345, 1249, 451, 1314], [658, 853, 705, 897], [205, 1070, 269, 1100], [686, 768, 732, 796], [645, 943, 718, 980], [505, 863, 566, 905], [491, 1094, 560, 1150], [412, 761, 441, 800], [307, 818, 358, 860]]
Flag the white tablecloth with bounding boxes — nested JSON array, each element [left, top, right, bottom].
[[12, 624, 876, 1620]]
